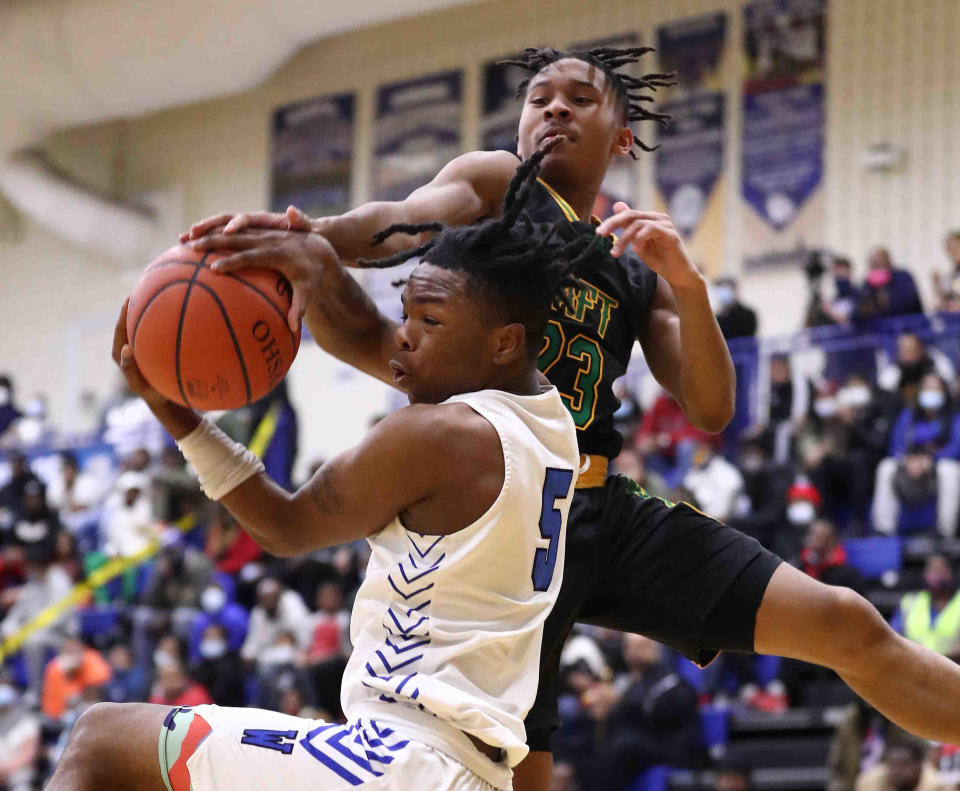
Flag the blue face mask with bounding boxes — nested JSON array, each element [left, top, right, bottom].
[[834, 277, 854, 298]]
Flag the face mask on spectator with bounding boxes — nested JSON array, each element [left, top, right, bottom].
[[787, 501, 816, 526], [24, 398, 45, 418], [918, 389, 946, 411], [0, 684, 17, 707], [926, 574, 955, 596], [0, 387, 9, 407], [866, 268, 892, 287], [838, 385, 871, 409], [199, 638, 228, 660], [740, 453, 765, 473], [714, 284, 735, 310], [814, 398, 838, 418], [153, 649, 177, 669], [201, 586, 227, 614], [262, 644, 296, 665]]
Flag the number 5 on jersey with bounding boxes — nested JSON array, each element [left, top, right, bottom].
[[532, 467, 574, 591]]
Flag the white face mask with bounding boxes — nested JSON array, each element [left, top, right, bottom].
[[918, 390, 946, 411], [838, 385, 871, 409], [199, 639, 228, 660], [787, 500, 816, 525], [201, 586, 227, 614], [262, 644, 296, 666], [0, 387, 9, 407], [153, 649, 177, 669], [24, 399, 44, 418], [814, 398, 838, 418]]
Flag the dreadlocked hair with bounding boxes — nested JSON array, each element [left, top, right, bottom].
[[357, 139, 612, 357], [499, 45, 676, 157]]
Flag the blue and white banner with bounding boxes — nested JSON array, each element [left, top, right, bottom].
[[741, 0, 826, 268], [271, 93, 354, 217], [655, 13, 727, 240]]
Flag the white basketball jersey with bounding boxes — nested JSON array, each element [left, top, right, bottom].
[[341, 386, 578, 770]]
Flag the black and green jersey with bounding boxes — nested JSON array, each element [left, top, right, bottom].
[[523, 179, 659, 460]]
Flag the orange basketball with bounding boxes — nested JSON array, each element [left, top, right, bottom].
[[126, 245, 301, 410]]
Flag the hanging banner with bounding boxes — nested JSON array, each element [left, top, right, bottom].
[[368, 71, 463, 318], [654, 13, 727, 275], [569, 33, 642, 220], [741, 0, 826, 269], [481, 53, 529, 154], [270, 93, 354, 217]]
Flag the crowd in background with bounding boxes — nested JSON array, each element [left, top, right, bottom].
[[2, 230, 960, 791]]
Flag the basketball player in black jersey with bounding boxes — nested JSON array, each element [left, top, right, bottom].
[[185, 46, 960, 791]]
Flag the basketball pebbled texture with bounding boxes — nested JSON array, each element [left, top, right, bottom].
[[126, 245, 301, 410]]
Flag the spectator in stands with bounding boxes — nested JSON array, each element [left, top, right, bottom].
[[892, 554, 960, 661], [0, 375, 21, 442], [205, 503, 262, 575], [306, 580, 351, 717], [732, 436, 792, 548], [588, 635, 703, 790], [829, 700, 912, 791], [253, 630, 316, 711], [683, 440, 744, 521], [778, 481, 823, 558], [8, 480, 60, 558], [761, 352, 808, 464], [101, 471, 158, 558], [99, 379, 167, 457], [103, 643, 149, 704], [714, 762, 752, 791], [796, 519, 861, 590], [278, 685, 320, 720], [45, 451, 104, 540], [240, 577, 310, 666], [0, 546, 74, 691], [610, 446, 670, 500], [148, 657, 212, 708], [713, 276, 758, 339], [551, 762, 579, 791], [51, 529, 83, 583], [134, 545, 211, 664], [872, 373, 960, 536], [11, 394, 51, 447], [0, 451, 40, 533], [932, 230, 960, 313], [190, 623, 246, 707], [0, 681, 39, 791], [827, 256, 859, 324], [878, 333, 955, 409], [855, 737, 949, 791], [41, 636, 111, 720], [804, 373, 893, 532], [187, 580, 248, 663], [636, 390, 720, 488], [150, 446, 201, 523], [854, 247, 923, 322]]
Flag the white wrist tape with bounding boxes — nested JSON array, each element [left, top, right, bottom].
[[176, 418, 265, 501]]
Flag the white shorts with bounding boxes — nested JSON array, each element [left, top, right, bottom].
[[157, 705, 503, 791]]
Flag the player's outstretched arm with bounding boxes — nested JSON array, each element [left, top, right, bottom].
[[113, 301, 477, 554], [596, 202, 735, 433], [184, 149, 519, 262]]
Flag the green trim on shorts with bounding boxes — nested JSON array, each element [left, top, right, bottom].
[[158, 708, 194, 791]]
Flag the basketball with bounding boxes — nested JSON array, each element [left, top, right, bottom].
[[126, 245, 301, 410]]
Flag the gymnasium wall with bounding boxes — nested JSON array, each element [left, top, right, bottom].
[[1, 0, 957, 470]]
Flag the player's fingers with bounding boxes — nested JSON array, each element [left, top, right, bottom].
[[189, 232, 264, 252], [288, 290, 306, 334], [286, 205, 312, 232], [118, 344, 151, 394], [183, 213, 235, 241], [112, 299, 130, 364], [610, 219, 651, 257], [596, 211, 669, 237], [208, 248, 298, 281], [626, 224, 660, 257], [223, 211, 288, 234]]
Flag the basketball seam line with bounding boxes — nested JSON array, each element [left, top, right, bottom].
[[191, 280, 253, 405], [223, 272, 299, 350], [130, 280, 192, 359], [175, 261, 206, 408]]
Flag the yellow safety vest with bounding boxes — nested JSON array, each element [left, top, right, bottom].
[[901, 590, 960, 655]]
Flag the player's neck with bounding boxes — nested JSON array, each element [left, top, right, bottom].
[[491, 367, 544, 398], [542, 175, 604, 222]]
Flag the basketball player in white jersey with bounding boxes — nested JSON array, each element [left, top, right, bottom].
[[46, 149, 594, 791]]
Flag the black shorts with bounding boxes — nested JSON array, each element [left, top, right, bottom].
[[524, 475, 782, 750]]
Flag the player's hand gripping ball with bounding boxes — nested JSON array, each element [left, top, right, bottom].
[[125, 245, 301, 410]]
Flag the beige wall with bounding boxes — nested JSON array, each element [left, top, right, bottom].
[[1, 0, 958, 465]]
